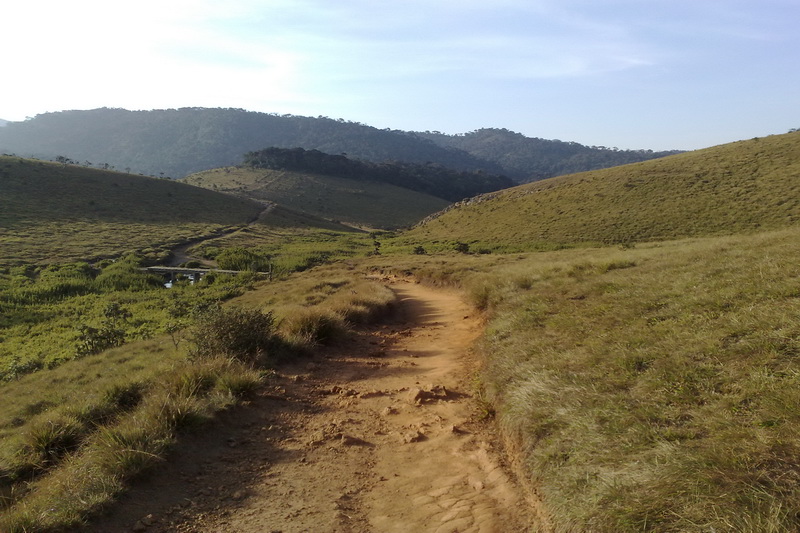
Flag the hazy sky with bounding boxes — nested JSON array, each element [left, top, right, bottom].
[[2, 0, 798, 150]]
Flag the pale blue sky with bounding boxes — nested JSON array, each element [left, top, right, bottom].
[[2, 0, 798, 150]]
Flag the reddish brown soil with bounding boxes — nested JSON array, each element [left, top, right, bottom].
[[86, 280, 541, 532]]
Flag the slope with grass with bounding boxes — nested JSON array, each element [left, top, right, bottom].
[[405, 131, 800, 250], [6, 126, 800, 533], [362, 129, 800, 531], [0, 156, 263, 266], [366, 225, 800, 531], [184, 166, 451, 229]]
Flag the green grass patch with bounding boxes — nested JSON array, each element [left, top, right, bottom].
[[0, 256, 256, 380]]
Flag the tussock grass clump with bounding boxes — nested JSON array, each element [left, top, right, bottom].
[[233, 267, 397, 350], [464, 274, 504, 311], [281, 307, 348, 347], [2, 380, 149, 489], [279, 278, 396, 348], [20, 414, 87, 471], [324, 280, 396, 323]]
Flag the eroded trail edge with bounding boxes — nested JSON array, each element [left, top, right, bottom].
[[89, 280, 534, 532]]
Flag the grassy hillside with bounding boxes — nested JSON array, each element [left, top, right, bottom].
[[370, 129, 800, 530], [405, 131, 800, 249], [184, 166, 450, 230], [369, 225, 800, 531], [0, 156, 263, 265]]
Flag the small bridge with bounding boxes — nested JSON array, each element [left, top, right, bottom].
[[143, 266, 271, 284]]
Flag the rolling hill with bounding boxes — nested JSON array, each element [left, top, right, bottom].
[[405, 131, 800, 249], [0, 107, 677, 180], [0, 156, 264, 265], [183, 166, 450, 230]]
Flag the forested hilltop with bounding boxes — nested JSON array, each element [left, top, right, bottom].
[[418, 128, 683, 181], [0, 108, 677, 180], [0, 108, 501, 179], [243, 147, 513, 202]]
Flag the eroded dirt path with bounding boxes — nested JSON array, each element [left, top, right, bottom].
[[88, 280, 535, 532]]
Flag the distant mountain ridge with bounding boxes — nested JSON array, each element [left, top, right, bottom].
[[0, 119, 8, 127], [0, 108, 502, 179], [0, 108, 677, 181]]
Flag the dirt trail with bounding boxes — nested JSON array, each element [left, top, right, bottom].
[[166, 203, 274, 267], [88, 280, 537, 532]]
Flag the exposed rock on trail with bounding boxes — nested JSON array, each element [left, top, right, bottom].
[[88, 280, 536, 532]]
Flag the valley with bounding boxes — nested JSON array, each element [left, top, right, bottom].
[[1, 126, 800, 532]]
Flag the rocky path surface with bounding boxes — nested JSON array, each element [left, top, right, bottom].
[[87, 280, 537, 532]]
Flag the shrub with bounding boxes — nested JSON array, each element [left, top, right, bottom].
[[94, 255, 162, 292], [75, 324, 125, 357], [453, 241, 470, 254], [188, 305, 276, 364], [215, 247, 270, 271]]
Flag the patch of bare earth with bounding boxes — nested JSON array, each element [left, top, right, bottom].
[[87, 280, 541, 532]]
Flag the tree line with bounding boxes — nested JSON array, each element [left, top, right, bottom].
[[243, 147, 515, 202]]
